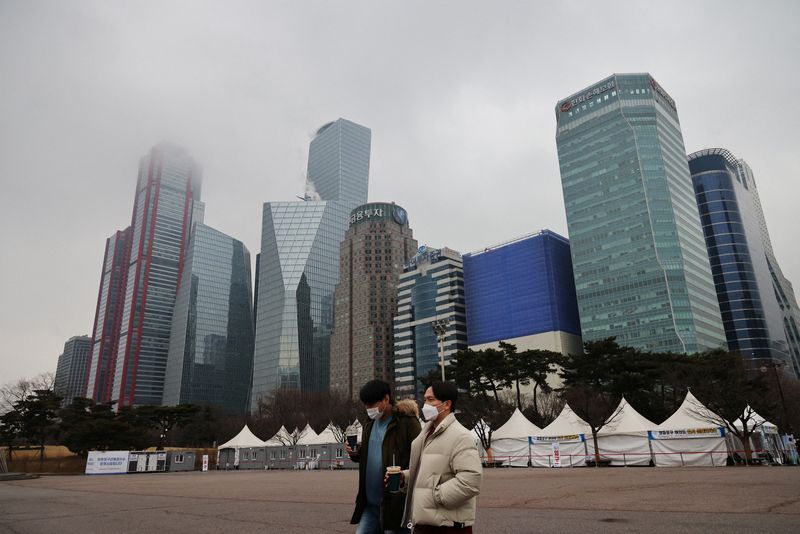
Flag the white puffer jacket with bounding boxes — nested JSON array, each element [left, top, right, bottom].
[[401, 413, 482, 529]]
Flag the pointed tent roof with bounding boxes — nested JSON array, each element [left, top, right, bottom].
[[308, 423, 342, 445], [657, 390, 721, 431], [599, 397, 657, 434], [733, 406, 779, 433], [296, 424, 320, 445], [492, 409, 541, 440], [538, 403, 592, 436], [217, 424, 265, 449], [264, 425, 292, 447]]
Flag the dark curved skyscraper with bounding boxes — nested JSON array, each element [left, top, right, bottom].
[[163, 223, 254, 414], [689, 149, 798, 375]]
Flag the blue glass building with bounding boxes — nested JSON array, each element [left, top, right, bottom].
[[163, 223, 254, 414], [462, 231, 582, 354], [689, 149, 797, 374], [555, 74, 726, 353], [252, 119, 370, 409]]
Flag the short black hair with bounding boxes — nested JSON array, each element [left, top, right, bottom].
[[429, 380, 458, 412], [359, 379, 393, 405]]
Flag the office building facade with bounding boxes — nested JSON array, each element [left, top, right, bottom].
[[463, 230, 583, 356], [393, 247, 467, 400], [111, 143, 203, 407], [689, 149, 799, 375], [86, 227, 132, 403], [555, 73, 726, 353], [163, 224, 254, 414], [252, 119, 370, 409], [330, 203, 417, 400], [54, 335, 92, 406]]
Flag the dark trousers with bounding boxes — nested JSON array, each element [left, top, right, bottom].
[[413, 526, 472, 534]]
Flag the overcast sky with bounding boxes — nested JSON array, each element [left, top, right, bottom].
[[1, 0, 798, 382]]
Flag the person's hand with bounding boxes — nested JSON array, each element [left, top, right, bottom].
[[345, 443, 359, 459]]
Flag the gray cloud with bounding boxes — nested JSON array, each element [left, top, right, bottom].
[[1, 0, 798, 380]]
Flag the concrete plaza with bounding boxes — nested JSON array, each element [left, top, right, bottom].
[[1, 467, 798, 533]]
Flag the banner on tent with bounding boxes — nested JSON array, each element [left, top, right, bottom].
[[529, 434, 585, 444], [648, 428, 724, 440], [552, 442, 561, 467]]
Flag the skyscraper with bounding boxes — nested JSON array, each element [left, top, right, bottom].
[[85, 227, 132, 403], [555, 74, 726, 353], [252, 119, 370, 409], [330, 202, 417, 400], [111, 143, 203, 407], [54, 335, 92, 406], [462, 231, 583, 355], [394, 246, 467, 400], [689, 149, 799, 375], [163, 223, 254, 414]]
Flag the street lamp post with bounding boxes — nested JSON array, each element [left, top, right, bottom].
[[432, 317, 451, 381]]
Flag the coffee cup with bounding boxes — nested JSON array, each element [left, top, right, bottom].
[[346, 433, 358, 451], [386, 466, 401, 493]]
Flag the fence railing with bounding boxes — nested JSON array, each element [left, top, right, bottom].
[[478, 448, 798, 467]]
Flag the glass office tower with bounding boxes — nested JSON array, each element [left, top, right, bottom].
[[86, 227, 132, 403], [54, 335, 92, 406], [112, 143, 203, 407], [393, 247, 467, 400], [689, 149, 799, 375], [555, 74, 726, 353], [163, 224, 254, 414], [252, 119, 370, 409]]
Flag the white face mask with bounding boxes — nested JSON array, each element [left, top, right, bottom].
[[366, 406, 382, 420], [421, 402, 442, 422]]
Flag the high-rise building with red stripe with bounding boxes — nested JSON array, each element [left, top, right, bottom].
[[85, 226, 132, 403], [110, 143, 203, 407]]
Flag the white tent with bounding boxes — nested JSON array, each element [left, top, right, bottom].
[[470, 421, 490, 461], [491, 409, 541, 467], [596, 397, 656, 466], [218, 424, 266, 449], [217, 424, 266, 469], [308, 423, 342, 446], [650, 391, 726, 467], [296, 424, 319, 446], [530, 403, 592, 467], [264, 425, 292, 447], [728, 407, 783, 463]]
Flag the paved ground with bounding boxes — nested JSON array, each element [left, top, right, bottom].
[[1, 467, 798, 533]]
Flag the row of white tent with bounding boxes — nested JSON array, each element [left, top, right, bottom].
[[217, 391, 788, 469], [483, 391, 785, 467], [217, 421, 363, 469]]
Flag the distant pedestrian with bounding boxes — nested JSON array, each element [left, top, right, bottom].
[[397, 381, 482, 533], [347, 379, 421, 534]]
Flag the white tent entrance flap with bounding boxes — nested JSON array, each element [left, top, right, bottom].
[[528, 434, 587, 467]]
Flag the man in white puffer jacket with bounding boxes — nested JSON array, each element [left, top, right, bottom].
[[397, 381, 482, 533]]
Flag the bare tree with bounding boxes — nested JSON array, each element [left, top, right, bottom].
[[687, 350, 773, 462], [1, 373, 54, 414]]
